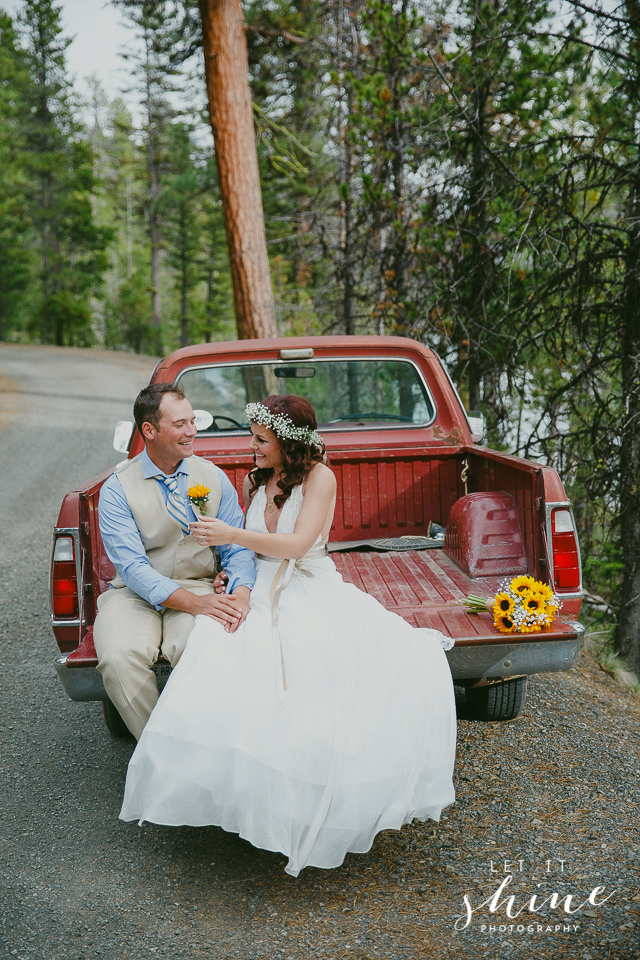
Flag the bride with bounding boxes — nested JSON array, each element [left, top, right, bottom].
[[120, 395, 457, 876]]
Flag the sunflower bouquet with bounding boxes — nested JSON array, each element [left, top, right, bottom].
[[464, 575, 561, 634]]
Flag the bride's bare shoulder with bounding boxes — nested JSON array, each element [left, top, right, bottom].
[[304, 462, 336, 493]]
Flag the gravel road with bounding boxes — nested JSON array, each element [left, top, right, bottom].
[[0, 344, 639, 960]]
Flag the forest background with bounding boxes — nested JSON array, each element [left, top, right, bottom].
[[2, 0, 640, 673]]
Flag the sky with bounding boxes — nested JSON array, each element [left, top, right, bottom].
[[1, 0, 134, 105]]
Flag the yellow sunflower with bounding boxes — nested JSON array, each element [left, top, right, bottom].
[[493, 592, 515, 618], [524, 590, 545, 614], [519, 619, 542, 633], [535, 582, 555, 604], [510, 575, 535, 596], [494, 613, 516, 634], [188, 484, 210, 500]]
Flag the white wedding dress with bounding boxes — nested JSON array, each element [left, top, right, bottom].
[[120, 484, 457, 876]]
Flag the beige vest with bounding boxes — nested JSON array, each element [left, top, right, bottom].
[[110, 454, 223, 587]]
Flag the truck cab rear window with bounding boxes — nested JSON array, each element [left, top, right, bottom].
[[176, 359, 435, 432]]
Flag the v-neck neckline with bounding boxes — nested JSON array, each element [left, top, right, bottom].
[[262, 483, 285, 534]]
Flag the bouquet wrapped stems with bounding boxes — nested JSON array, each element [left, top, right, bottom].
[[464, 595, 494, 614]]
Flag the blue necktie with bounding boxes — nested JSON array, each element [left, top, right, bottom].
[[159, 475, 190, 536]]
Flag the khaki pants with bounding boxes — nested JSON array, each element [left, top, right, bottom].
[[93, 581, 216, 740]]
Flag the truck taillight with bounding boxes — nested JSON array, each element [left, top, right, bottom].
[[551, 508, 581, 591], [52, 536, 79, 618]]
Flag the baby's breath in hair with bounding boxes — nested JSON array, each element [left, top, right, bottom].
[[245, 402, 324, 448]]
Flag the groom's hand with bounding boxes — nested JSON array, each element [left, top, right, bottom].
[[197, 593, 245, 631], [162, 587, 242, 630]]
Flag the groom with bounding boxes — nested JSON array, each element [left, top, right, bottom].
[[94, 382, 255, 739]]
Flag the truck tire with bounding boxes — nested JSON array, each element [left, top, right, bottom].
[[464, 676, 528, 722], [102, 698, 133, 738]]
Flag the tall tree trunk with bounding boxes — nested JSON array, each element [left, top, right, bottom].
[[338, 0, 355, 338], [145, 61, 163, 354], [390, 111, 407, 335], [198, 0, 276, 340], [467, 358, 482, 412], [180, 263, 188, 347], [180, 212, 189, 347], [463, 79, 490, 416], [616, 211, 640, 674], [616, 3, 640, 675], [149, 208, 162, 348], [205, 239, 216, 343], [460, 2, 494, 418], [389, 0, 408, 336], [341, 127, 355, 336]]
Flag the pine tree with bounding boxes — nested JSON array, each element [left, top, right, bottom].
[[343, 0, 440, 336], [99, 96, 152, 350], [0, 11, 31, 341], [19, 0, 111, 346], [114, 0, 184, 353], [403, 0, 581, 433], [243, 0, 369, 334], [515, 0, 640, 672], [161, 122, 207, 347], [198, 156, 234, 342]]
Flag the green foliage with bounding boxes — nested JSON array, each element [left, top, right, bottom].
[[343, 0, 439, 335], [0, 12, 32, 340], [196, 157, 235, 343], [13, 0, 111, 346], [161, 122, 208, 347], [104, 268, 152, 353], [32, 291, 94, 347]]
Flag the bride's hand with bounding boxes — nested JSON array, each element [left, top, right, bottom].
[[190, 517, 235, 547], [213, 570, 229, 594]]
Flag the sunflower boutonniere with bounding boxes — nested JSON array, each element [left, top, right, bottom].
[[187, 484, 210, 515]]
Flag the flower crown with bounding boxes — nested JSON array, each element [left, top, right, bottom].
[[245, 402, 324, 448]]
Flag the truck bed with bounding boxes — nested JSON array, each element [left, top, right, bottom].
[[333, 547, 580, 682], [334, 547, 575, 640]]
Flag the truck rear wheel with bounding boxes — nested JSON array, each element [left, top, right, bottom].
[[102, 698, 133, 738], [464, 676, 528, 722]]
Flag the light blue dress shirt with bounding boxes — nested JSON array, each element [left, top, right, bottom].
[[99, 449, 255, 609]]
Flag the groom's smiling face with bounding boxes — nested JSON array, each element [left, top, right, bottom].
[[143, 393, 198, 473]]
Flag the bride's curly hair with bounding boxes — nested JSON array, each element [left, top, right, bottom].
[[248, 395, 326, 508]]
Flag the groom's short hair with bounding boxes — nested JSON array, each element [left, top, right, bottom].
[[134, 382, 186, 433]]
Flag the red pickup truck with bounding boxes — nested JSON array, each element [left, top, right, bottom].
[[51, 336, 583, 732]]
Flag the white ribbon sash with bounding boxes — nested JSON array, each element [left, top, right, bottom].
[[256, 541, 328, 710]]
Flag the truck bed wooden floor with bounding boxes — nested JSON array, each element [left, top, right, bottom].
[[333, 548, 577, 644]]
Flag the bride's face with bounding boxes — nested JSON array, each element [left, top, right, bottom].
[[249, 422, 284, 472]]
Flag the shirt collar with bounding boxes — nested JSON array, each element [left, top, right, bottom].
[[141, 448, 191, 480]]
